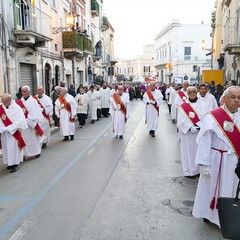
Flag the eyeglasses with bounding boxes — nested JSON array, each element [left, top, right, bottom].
[[225, 95, 240, 101]]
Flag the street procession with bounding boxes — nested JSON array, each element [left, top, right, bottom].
[[0, 0, 240, 239]]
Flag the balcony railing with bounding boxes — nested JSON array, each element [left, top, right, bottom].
[[13, 2, 52, 42], [224, 15, 240, 54], [62, 31, 93, 57], [101, 16, 109, 31], [91, 0, 100, 17]]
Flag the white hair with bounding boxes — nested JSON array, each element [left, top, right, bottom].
[[21, 85, 30, 91]]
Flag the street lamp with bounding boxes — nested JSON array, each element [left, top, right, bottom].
[[201, 40, 214, 70], [52, 15, 75, 34]]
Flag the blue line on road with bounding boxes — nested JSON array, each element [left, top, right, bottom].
[[0, 196, 31, 201], [0, 123, 111, 239]]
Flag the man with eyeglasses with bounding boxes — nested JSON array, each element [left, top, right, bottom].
[[0, 94, 27, 173], [177, 86, 208, 177], [143, 81, 163, 137], [193, 86, 240, 227]]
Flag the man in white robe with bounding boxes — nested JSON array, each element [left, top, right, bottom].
[[100, 83, 111, 117], [169, 85, 179, 123], [87, 85, 98, 123], [143, 81, 163, 137], [55, 87, 77, 141], [177, 86, 208, 177], [16, 85, 44, 159], [110, 85, 131, 139], [174, 80, 189, 108], [192, 86, 240, 226], [34, 86, 53, 148], [197, 83, 218, 112], [0, 94, 27, 172]]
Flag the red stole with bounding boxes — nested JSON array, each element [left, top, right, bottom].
[[210, 107, 240, 158], [0, 105, 26, 150], [178, 91, 187, 102], [58, 96, 75, 122], [146, 90, 159, 116], [112, 93, 127, 121], [33, 96, 51, 126], [16, 99, 44, 136], [180, 102, 200, 125]]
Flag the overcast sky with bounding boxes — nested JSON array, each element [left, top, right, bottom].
[[103, 0, 215, 59]]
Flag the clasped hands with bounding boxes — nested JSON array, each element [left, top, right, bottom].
[[189, 124, 200, 134], [148, 100, 156, 105]]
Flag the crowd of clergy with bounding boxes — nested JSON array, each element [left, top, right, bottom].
[[0, 79, 240, 231]]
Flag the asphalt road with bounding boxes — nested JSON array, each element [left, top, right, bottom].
[[0, 100, 223, 240]]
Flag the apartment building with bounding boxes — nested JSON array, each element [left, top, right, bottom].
[[212, 0, 240, 84], [154, 19, 212, 84], [115, 44, 156, 81], [0, 0, 115, 96]]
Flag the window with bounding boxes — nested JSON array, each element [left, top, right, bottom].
[[184, 47, 191, 60]]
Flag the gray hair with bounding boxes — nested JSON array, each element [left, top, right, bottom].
[[223, 86, 240, 96]]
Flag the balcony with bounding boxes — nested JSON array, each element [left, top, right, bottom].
[[62, 31, 93, 59], [224, 16, 240, 55], [101, 16, 109, 31], [91, 0, 100, 17], [13, 2, 52, 46]]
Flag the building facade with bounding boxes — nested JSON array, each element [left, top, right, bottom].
[[0, 0, 115, 97], [154, 19, 212, 84], [115, 44, 156, 81], [212, 0, 240, 84]]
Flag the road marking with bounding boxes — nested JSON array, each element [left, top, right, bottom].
[[0, 123, 111, 240]]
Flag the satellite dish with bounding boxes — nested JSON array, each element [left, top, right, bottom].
[[183, 75, 189, 80]]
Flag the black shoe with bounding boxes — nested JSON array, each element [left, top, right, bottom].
[[42, 143, 47, 149], [70, 135, 74, 141], [149, 130, 152, 135], [35, 154, 41, 158], [151, 132, 155, 137], [63, 136, 69, 141], [91, 120, 95, 124], [10, 165, 18, 173], [203, 218, 210, 223], [7, 165, 12, 170], [119, 135, 123, 139]]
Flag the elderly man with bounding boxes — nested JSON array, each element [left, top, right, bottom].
[[143, 81, 163, 137], [34, 86, 53, 149], [16, 86, 44, 159], [197, 83, 218, 112], [174, 81, 189, 108], [0, 94, 27, 172], [192, 86, 240, 226], [177, 86, 208, 177], [55, 87, 77, 141], [110, 85, 131, 139]]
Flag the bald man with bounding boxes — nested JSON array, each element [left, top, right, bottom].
[[177, 86, 208, 177], [55, 87, 77, 141], [0, 94, 27, 172]]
